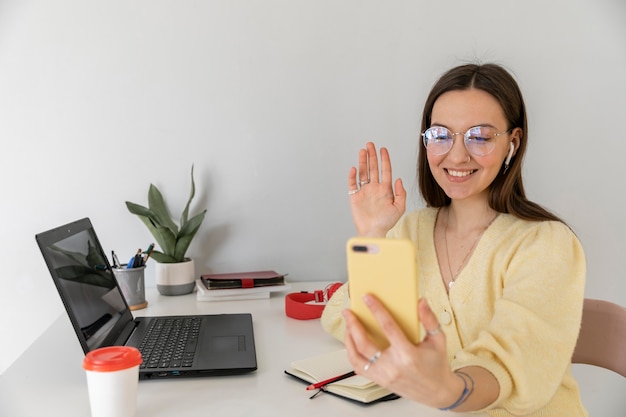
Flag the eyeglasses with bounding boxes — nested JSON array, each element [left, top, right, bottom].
[[421, 126, 510, 156]]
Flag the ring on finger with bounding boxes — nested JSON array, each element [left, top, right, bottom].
[[348, 189, 359, 195], [363, 350, 381, 372], [359, 179, 371, 186], [426, 324, 442, 336]]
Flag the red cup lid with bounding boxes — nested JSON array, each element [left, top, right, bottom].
[[83, 346, 142, 372]]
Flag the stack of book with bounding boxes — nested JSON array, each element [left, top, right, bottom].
[[195, 270, 290, 301]]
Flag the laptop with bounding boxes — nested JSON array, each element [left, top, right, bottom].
[[36, 217, 257, 379]]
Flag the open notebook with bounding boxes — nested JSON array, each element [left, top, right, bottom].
[[284, 349, 399, 404]]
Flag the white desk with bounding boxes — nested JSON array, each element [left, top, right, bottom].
[[0, 282, 482, 417]]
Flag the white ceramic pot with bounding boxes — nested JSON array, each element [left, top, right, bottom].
[[155, 258, 195, 296]]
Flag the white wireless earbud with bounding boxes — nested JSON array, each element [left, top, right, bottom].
[[503, 143, 514, 174], [504, 143, 514, 166]]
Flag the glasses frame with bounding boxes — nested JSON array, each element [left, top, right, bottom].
[[421, 125, 511, 157]]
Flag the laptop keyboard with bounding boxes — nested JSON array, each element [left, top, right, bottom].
[[138, 317, 201, 369]]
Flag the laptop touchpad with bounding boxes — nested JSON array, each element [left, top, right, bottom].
[[209, 335, 246, 352]]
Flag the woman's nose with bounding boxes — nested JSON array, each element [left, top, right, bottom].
[[447, 134, 470, 163]]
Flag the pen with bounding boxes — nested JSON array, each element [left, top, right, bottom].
[[305, 371, 356, 391], [111, 251, 120, 268], [132, 248, 142, 268], [142, 243, 155, 265]]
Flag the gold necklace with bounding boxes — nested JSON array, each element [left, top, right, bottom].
[[444, 209, 498, 289]]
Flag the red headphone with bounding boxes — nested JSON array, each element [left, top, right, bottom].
[[285, 282, 343, 320]]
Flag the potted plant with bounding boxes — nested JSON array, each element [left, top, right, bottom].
[[125, 166, 206, 295]]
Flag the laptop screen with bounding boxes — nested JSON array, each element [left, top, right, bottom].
[[37, 218, 133, 352]]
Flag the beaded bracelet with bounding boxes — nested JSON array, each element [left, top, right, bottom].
[[438, 371, 475, 411]]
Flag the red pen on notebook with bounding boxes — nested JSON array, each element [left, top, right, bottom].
[[305, 371, 356, 390]]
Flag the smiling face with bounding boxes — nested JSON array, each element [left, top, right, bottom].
[[427, 88, 521, 204]]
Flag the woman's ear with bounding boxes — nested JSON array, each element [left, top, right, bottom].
[[510, 127, 523, 156]]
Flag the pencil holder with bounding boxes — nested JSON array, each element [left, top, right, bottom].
[[113, 265, 148, 310]]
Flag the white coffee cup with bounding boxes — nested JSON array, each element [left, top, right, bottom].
[[83, 346, 143, 417]]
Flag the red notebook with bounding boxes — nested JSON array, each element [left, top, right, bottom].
[[200, 270, 285, 290]]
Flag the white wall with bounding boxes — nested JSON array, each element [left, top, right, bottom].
[[1, 0, 625, 412]]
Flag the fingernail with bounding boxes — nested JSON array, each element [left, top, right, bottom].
[[362, 294, 373, 305]]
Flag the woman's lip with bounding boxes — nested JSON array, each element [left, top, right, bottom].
[[445, 168, 477, 178]]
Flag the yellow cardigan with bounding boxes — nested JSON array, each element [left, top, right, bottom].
[[321, 208, 588, 416]]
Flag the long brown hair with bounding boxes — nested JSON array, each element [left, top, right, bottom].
[[418, 63, 562, 222]]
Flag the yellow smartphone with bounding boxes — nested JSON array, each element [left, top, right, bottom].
[[347, 237, 420, 349]]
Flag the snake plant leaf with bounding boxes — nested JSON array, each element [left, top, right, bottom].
[[152, 224, 177, 258], [125, 201, 151, 217], [148, 184, 179, 235], [180, 165, 197, 227], [124, 207, 175, 258], [125, 204, 168, 248], [174, 210, 206, 261], [148, 250, 178, 263], [125, 202, 160, 228]]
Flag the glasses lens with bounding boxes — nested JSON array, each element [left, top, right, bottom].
[[423, 127, 452, 155], [465, 126, 497, 156]]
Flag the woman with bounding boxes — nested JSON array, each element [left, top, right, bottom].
[[321, 63, 587, 416]]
